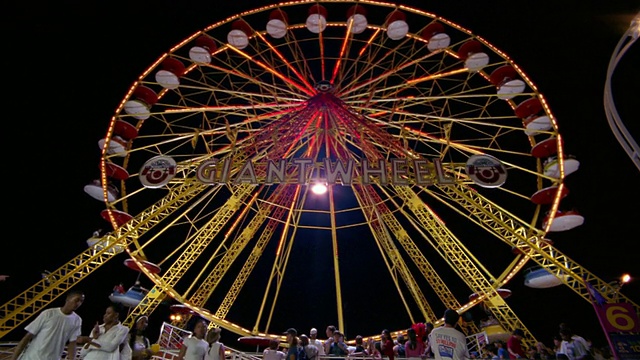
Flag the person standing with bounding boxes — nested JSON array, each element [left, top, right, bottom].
[[263, 339, 286, 360], [300, 334, 319, 360], [366, 339, 382, 360], [350, 335, 368, 357], [323, 325, 336, 355], [380, 329, 395, 360], [558, 324, 592, 360], [423, 323, 435, 359], [559, 328, 591, 360], [11, 289, 85, 360], [404, 327, 426, 360], [120, 315, 152, 360], [329, 330, 349, 359], [507, 329, 526, 359], [177, 319, 209, 360], [394, 333, 407, 358], [428, 309, 470, 360], [494, 341, 509, 359], [309, 328, 325, 356], [284, 328, 300, 360], [204, 327, 225, 360], [78, 303, 129, 360]]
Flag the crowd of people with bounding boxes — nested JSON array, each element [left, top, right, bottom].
[[8, 291, 615, 360], [9, 289, 225, 360], [273, 310, 612, 360]]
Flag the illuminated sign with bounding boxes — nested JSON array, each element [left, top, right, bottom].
[[139, 156, 507, 188], [139, 156, 177, 188]]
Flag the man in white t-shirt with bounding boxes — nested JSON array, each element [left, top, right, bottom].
[[11, 290, 85, 360], [309, 328, 325, 356], [429, 309, 470, 360]]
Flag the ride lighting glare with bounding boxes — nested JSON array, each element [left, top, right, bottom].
[[311, 182, 328, 195], [621, 273, 631, 284]]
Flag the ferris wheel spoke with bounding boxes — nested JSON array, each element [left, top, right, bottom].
[[253, 32, 317, 94], [228, 44, 315, 96]]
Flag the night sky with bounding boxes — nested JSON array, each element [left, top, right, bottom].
[[2, 0, 639, 352]]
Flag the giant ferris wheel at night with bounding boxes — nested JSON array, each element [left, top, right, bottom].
[[2, 0, 638, 351]]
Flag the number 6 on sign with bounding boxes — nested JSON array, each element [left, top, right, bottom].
[[598, 303, 640, 332]]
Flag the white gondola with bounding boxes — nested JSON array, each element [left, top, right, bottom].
[[306, 4, 327, 34], [422, 23, 450, 52], [543, 156, 580, 179], [84, 179, 119, 202], [267, 9, 288, 38], [385, 10, 408, 40], [227, 20, 252, 49], [497, 79, 526, 100], [457, 40, 489, 72], [189, 35, 217, 64], [524, 266, 565, 288], [98, 136, 128, 157], [542, 210, 585, 232], [109, 258, 161, 307], [109, 286, 148, 308], [346, 5, 367, 34], [524, 115, 552, 135], [123, 86, 158, 120], [490, 65, 526, 100], [155, 58, 185, 90]]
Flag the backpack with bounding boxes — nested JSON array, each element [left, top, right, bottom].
[[298, 346, 309, 360], [397, 343, 406, 357]]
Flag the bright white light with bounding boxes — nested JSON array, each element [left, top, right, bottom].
[[621, 273, 631, 284], [311, 183, 328, 195]]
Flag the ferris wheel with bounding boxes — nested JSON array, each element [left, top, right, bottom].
[[2, 0, 638, 348]]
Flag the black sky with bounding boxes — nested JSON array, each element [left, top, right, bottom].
[[2, 0, 639, 351]]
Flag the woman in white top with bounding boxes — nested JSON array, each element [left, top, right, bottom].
[[79, 303, 129, 360], [204, 327, 225, 360], [177, 319, 209, 360], [120, 315, 152, 360]]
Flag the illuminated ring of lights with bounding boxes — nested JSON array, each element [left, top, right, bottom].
[[99, 0, 570, 341]]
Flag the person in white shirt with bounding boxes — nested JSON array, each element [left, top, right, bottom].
[[559, 324, 591, 359], [11, 290, 85, 360], [309, 328, 325, 356], [78, 303, 129, 360], [559, 328, 591, 360], [263, 339, 286, 360], [204, 327, 225, 360], [177, 319, 209, 360], [120, 315, 153, 360], [429, 309, 470, 360]]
